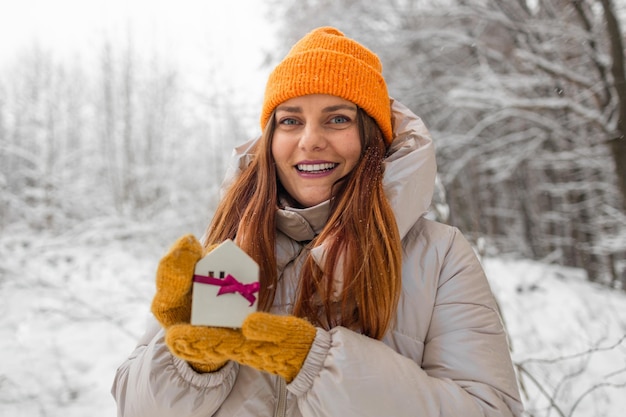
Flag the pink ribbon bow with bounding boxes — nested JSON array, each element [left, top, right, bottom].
[[193, 273, 260, 306]]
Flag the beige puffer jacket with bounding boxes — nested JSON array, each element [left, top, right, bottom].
[[112, 100, 523, 417]]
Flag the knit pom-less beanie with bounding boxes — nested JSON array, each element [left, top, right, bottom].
[[261, 27, 393, 144]]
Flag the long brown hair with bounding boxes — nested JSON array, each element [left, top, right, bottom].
[[203, 108, 402, 340]]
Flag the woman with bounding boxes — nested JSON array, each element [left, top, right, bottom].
[[112, 27, 523, 416]]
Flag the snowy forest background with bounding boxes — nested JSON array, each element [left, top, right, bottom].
[[1, 0, 626, 416]]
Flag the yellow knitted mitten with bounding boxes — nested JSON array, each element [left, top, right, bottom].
[[166, 312, 317, 382], [151, 234, 225, 373]]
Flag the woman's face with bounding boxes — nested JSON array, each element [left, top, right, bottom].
[[271, 94, 362, 208]]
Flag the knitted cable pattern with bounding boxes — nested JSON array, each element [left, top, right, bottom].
[[166, 313, 316, 382]]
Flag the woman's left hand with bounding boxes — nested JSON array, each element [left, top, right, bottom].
[[165, 312, 317, 382]]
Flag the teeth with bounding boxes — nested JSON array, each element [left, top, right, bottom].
[[297, 163, 337, 172]]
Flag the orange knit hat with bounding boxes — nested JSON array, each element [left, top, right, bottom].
[[260, 27, 393, 144]]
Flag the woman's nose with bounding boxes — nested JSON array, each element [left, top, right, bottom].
[[299, 124, 327, 151]]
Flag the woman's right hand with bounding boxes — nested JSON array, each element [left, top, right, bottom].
[[150, 235, 228, 372], [151, 234, 202, 327]]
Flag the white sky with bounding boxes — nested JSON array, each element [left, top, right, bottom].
[[0, 0, 275, 115], [0, 0, 273, 58]]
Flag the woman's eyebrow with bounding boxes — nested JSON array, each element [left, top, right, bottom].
[[275, 104, 357, 114], [275, 105, 302, 113], [322, 104, 357, 113]]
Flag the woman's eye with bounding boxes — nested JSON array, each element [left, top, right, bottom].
[[279, 118, 299, 125], [330, 116, 349, 124]]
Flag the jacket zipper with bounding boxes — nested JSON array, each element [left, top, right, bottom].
[[274, 377, 287, 417]]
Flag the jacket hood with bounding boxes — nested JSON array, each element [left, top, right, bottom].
[[383, 99, 436, 238], [219, 99, 437, 240]]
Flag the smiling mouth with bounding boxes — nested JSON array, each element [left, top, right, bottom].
[[296, 163, 338, 173]]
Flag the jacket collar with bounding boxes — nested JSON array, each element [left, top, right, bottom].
[[275, 199, 330, 242]]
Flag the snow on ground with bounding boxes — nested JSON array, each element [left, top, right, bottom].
[[0, 221, 164, 417], [1, 221, 625, 417], [484, 258, 626, 417]]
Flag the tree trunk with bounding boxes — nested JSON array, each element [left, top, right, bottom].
[[601, 0, 626, 211]]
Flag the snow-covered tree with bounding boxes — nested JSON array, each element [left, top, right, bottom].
[[0, 35, 243, 239]]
